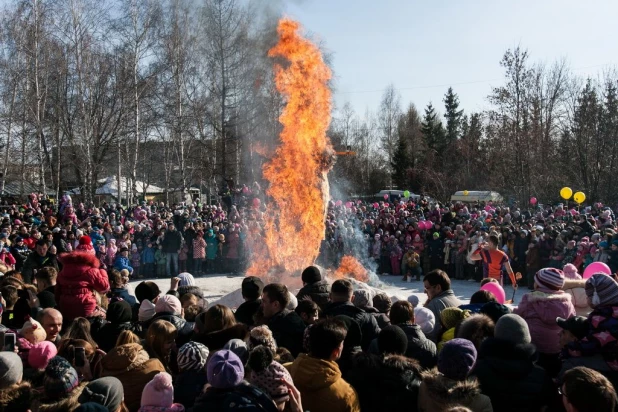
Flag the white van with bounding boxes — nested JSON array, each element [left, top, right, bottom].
[[451, 190, 503, 203]]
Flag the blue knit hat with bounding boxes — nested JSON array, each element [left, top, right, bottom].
[[44, 356, 79, 399], [438, 338, 477, 381]]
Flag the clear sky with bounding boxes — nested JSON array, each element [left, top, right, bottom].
[[282, 0, 618, 117]]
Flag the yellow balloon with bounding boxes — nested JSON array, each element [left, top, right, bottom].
[[560, 187, 573, 200], [573, 192, 586, 204], [463, 190, 469, 196]]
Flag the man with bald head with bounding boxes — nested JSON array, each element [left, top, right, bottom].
[[38, 308, 63, 345]]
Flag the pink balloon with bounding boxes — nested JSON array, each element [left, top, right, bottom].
[[480, 282, 506, 304], [530, 197, 537, 205], [485, 205, 492, 212], [345, 201, 353, 208], [425, 221, 434, 230], [583, 262, 612, 279], [335, 200, 342, 207], [418, 221, 426, 230], [373, 202, 379, 209], [384, 194, 389, 200]]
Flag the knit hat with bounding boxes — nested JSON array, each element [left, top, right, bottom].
[[78, 377, 124, 412], [585, 273, 618, 307], [241, 276, 264, 299], [28, 341, 58, 370], [479, 302, 511, 323], [248, 325, 278, 354], [248, 346, 292, 404], [495, 314, 531, 345], [373, 293, 392, 313], [407, 295, 420, 307], [440, 307, 470, 330], [562, 264, 582, 280], [177, 341, 209, 372], [76, 236, 95, 255], [353, 289, 372, 308], [44, 356, 80, 399], [377, 325, 408, 355], [438, 338, 477, 381], [106, 300, 133, 324], [600, 241, 609, 248], [178, 272, 195, 287], [207, 350, 244, 389], [155, 294, 182, 316], [141, 372, 180, 408], [301, 266, 322, 284], [0, 352, 23, 389], [224, 339, 249, 365], [556, 316, 590, 340], [138, 299, 156, 322], [534, 268, 565, 292], [414, 307, 436, 335]]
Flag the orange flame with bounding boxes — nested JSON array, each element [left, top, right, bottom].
[[247, 18, 334, 279], [333, 255, 369, 283]]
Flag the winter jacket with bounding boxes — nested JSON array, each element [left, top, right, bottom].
[[101, 343, 166, 412], [526, 247, 541, 272], [362, 306, 391, 329], [113, 255, 133, 273], [266, 309, 306, 357], [424, 289, 461, 342], [190, 382, 278, 412], [109, 287, 137, 306], [287, 353, 361, 412], [418, 370, 492, 412], [56, 252, 110, 322], [514, 290, 575, 354], [470, 338, 554, 412], [142, 247, 155, 264], [21, 251, 59, 284], [234, 299, 261, 326], [205, 234, 218, 260], [562, 279, 589, 316], [174, 369, 207, 409], [192, 237, 206, 260], [162, 229, 183, 253], [324, 301, 381, 350], [346, 353, 422, 412], [32, 382, 87, 412], [563, 305, 618, 372], [296, 279, 331, 311], [397, 322, 437, 369]]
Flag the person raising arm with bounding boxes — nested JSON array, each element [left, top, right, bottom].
[[469, 235, 518, 288]]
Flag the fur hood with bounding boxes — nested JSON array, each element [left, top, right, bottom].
[[101, 343, 151, 374], [0, 382, 38, 410], [421, 369, 481, 403], [522, 290, 572, 303], [33, 382, 87, 412], [58, 251, 101, 268]]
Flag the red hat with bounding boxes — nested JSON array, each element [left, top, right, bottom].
[[79, 236, 92, 245]]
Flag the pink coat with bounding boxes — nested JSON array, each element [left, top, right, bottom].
[[56, 252, 110, 322], [514, 291, 575, 354]]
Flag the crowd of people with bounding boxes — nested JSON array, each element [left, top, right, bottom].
[[0, 191, 615, 410]]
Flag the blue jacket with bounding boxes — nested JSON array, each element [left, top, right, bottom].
[[113, 255, 133, 273], [142, 247, 155, 264]]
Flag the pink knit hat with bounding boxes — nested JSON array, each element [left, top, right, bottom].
[[28, 341, 57, 370], [155, 295, 182, 316], [140, 372, 184, 410], [562, 264, 582, 280], [534, 268, 565, 292]]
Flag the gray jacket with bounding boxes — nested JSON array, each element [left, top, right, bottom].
[[424, 289, 461, 342]]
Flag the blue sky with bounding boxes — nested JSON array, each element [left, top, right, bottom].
[[282, 0, 618, 117]]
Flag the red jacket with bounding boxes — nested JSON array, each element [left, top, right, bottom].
[[56, 252, 110, 322]]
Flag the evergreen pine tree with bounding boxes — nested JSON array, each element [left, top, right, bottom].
[[443, 87, 464, 142]]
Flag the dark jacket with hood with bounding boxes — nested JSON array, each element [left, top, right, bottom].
[[296, 280, 331, 310], [360, 305, 391, 329], [190, 382, 278, 412], [144, 311, 194, 345], [397, 322, 437, 369], [193, 324, 249, 352], [324, 301, 381, 350], [470, 338, 554, 412], [266, 309, 306, 357], [418, 369, 492, 412], [234, 299, 261, 326]]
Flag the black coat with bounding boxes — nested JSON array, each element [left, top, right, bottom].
[[190, 382, 278, 412], [324, 301, 381, 350], [162, 229, 183, 253], [470, 338, 555, 412], [193, 324, 249, 352], [397, 322, 437, 370], [144, 311, 194, 346], [266, 309, 306, 357], [234, 299, 261, 326], [174, 369, 208, 409], [296, 280, 331, 310]]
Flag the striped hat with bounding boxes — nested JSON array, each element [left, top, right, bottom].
[[534, 268, 565, 292], [177, 342, 209, 372], [585, 273, 618, 307]]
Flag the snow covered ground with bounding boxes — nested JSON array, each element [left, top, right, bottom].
[[129, 273, 511, 308]]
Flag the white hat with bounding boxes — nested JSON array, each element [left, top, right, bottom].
[[414, 307, 435, 335]]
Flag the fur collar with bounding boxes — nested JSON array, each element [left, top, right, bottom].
[[58, 251, 101, 268], [524, 290, 571, 303], [563, 279, 586, 290], [0, 382, 37, 409], [421, 369, 481, 401]]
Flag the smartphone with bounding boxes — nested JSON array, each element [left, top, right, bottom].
[[74, 347, 86, 367], [4, 333, 15, 352]]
